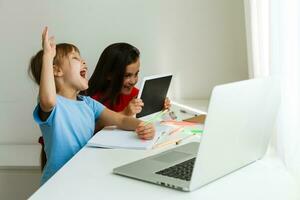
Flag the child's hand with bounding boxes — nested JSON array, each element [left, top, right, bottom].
[[163, 97, 171, 110], [135, 122, 155, 140], [124, 98, 144, 116], [42, 27, 56, 58]]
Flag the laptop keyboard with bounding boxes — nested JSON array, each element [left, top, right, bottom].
[[155, 158, 196, 181]]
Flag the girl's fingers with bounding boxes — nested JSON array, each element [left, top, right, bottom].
[[49, 36, 56, 48], [136, 122, 150, 130], [128, 102, 143, 114], [137, 101, 144, 107], [134, 105, 142, 111], [137, 131, 154, 140], [136, 107, 142, 113], [132, 99, 139, 105], [133, 98, 143, 105], [136, 124, 154, 135], [136, 125, 144, 133], [49, 36, 55, 42], [42, 27, 47, 40], [141, 128, 155, 139], [138, 133, 154, 140], [42, 27, 47, 47], [42, 27, 54, 51], [164, 98, 171, 109], [140, 125, 153, 133]]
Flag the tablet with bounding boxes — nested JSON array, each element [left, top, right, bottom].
[[136, 74, 172, 118]]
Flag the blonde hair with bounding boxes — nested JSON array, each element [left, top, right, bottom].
[[28, 43, 80, 85]]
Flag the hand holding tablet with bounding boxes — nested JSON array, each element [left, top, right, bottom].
[[136, 74, 172, 118]]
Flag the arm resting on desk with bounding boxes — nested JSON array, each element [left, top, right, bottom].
[[95, 108, 155, 140]]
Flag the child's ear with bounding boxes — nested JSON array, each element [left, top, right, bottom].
[[53, 65, 63, 77]]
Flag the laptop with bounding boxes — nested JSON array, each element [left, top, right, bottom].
[[113, 78, 280, 192], [136, 74, 172, 118]]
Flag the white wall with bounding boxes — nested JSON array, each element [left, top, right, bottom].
[[0, 0, 248, 144], [157, 0, 248, 99]]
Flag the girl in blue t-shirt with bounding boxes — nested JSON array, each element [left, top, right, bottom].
[[29, 27, 155, 185]]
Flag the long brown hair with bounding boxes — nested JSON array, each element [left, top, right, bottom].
[[87, 43, 140, 106]]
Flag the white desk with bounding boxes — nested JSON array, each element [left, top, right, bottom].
[[29, 145, 299, 200], [172, 98, 209, 113], [28, 102, 299, 200]]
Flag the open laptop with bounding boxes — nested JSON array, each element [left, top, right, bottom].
[[113, 78, 280, 191]]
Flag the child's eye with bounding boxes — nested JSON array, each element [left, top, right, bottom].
[[73, 56, 80, 61]]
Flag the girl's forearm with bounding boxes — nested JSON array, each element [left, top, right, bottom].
[[39, 54, 56, 112], [119, 116, 141, 130]]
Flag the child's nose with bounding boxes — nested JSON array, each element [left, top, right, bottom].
[[129, 77, 136, 84]]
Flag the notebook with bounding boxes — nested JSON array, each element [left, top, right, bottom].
[[87, 123, 172, 150]]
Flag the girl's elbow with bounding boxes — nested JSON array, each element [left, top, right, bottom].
[[39, 98, 56, 112]]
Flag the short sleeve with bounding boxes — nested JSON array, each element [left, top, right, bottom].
[[33, 104, 56, 126], [83, 96, 105, 121]]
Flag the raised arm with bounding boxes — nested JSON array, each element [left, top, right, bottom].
[[39, 27, 57, 112], [96, 108, 155, 140]]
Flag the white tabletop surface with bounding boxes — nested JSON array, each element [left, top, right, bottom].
[[172, 99, 209, 113], [29, 145, 299, 200], [29, 102, 299, 200]]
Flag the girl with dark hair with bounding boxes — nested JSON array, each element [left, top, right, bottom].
[[87, 43, 170, 116]]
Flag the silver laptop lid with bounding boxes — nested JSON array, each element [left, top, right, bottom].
[[190, 78, 280, 191]]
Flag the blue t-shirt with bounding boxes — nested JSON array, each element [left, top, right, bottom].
[[33, 95, 104, 185]]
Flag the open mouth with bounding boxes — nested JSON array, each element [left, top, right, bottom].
[[121, 85, 134, 94], [80, 68, 87, 79], [123, 85, 134, 91]]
